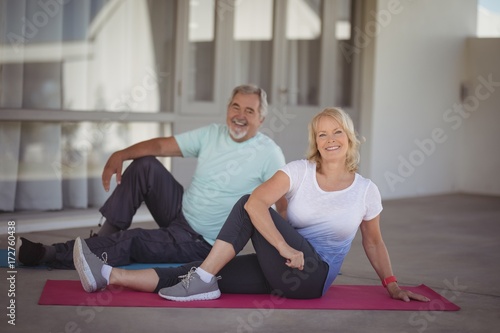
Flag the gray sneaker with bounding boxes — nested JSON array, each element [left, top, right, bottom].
[[73, 237, 108, 293], [158, 267, 221, 301]]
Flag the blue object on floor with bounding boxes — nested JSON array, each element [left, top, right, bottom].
[[0, 248, 183, 269], [0, 249, 13, 268], [117, 262, 183, 270]]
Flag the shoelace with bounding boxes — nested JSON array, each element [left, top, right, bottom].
[[100, 252, 108, 264], [177, 267, 222, 290], [178, 267, 198, 289]]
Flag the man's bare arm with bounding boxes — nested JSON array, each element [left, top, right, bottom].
[[102, 137, 182, 191]]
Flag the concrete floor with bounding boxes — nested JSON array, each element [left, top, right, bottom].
[[1, 193, 500, 333]]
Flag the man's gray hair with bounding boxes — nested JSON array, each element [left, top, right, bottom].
[[228, 84, 268, 119]]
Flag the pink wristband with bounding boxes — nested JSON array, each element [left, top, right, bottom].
[[382, 275, 397, 287]]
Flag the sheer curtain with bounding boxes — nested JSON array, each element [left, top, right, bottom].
[[0, 0, 175, 212], [0, 0, 63, 210], [0, 122, 21, 211]]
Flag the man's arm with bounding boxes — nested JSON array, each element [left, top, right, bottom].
[[102, 137, 182, 191]]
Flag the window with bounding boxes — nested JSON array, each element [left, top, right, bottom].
[[177, 0, 354, 111], [285, 0, 323, 106], [0, 0, 175, 211], [188, 0, 216, 101], [0, 0, 357, 212], [477, 0, 500, 37], [232, 0, 274, 101]]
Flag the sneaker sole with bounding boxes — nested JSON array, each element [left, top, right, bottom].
[[73, 238, 97, 293], [158, 290, 221, 302]]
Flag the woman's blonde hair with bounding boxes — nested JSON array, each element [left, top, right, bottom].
[[306, 107, 360, 173]]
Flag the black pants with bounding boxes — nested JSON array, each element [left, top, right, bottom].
[[51, 156, 211, 269], [155, 195, 329, 299]]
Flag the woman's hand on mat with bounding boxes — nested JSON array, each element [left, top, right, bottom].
[[102, 151, 124, 191], [388, 284, 430, 302], [279, 244, 304, 270]]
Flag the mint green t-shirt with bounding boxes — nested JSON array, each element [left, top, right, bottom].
[[174, 124, 286, 245]]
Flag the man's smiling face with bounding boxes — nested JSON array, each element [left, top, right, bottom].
[[226, 92, 264, 142]]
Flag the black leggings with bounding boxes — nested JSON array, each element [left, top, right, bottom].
[[154, 195, 329, 299]]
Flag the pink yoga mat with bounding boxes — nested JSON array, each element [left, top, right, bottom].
[[38, 280, 460, 311]]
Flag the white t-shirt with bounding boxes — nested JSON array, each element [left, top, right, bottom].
[[175, 124, 286, 245], [281, 159, 383, 294]]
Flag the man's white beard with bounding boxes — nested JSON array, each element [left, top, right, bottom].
[[229, 127, 248, 140]]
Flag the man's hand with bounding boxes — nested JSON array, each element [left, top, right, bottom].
[[102, 151, 124, 192]]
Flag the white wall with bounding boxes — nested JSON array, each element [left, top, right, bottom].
[[361, 0, 478, 199], [458, 38, 500, 195]]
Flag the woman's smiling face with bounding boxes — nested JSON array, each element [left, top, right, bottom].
[[315, 116, 349, 163]]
